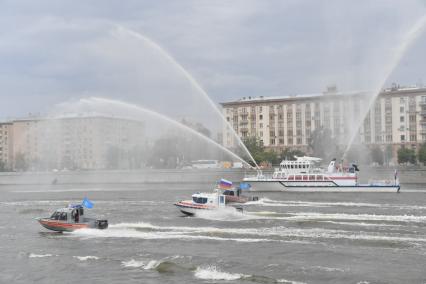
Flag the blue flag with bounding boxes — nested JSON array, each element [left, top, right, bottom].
[[239, 182, 251, 190], [82, 197, 94, 209]]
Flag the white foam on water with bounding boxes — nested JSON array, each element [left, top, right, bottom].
[[70, 227, 270, 243], [195, 207, 257, 221], [288, 212, 426, 223], [73, 255, 99, 261], [110, 222, 157, 229], [194, 265, 248, 281], [319, 221, 403, 227], [72, 221, 426, 245], [29, 253, 54, 258], [246, 198, 426, 210], [277, 279, 307, 284], [143, 260, 162, 270], [121, 259, 146, 268]]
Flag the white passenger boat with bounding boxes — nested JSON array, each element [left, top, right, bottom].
[[244, 156, 400, 192], [174, 191, 226, 216]]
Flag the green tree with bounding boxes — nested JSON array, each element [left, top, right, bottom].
[[397, 147, 416, 164], [279, 148, 305, 161], [418, 143, 426, 166]]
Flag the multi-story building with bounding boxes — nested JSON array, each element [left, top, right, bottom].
[[221, 85, 426, 162], [0, 122, 13, 170], [3, 116, 145, 171]]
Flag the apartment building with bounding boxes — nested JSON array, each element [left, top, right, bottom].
[[221, 85, 426, 159], [2, 116, 145, 171], [0, 122, 13, 169]]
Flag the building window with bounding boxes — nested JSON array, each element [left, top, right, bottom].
[[270, 139, 275, 145], [259, 131, 263, 137], [259, 115, 263, 120], [401, 135, 405, 142], [400, 106, 404, 113], [400, 116, 404, 122]]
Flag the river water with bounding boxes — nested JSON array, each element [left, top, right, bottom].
[[1, 183, 426, 283]]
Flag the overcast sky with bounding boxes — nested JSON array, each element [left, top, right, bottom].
[[1, 0, 426, 119]]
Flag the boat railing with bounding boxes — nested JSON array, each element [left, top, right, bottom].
[[244, 173, 274, 180]]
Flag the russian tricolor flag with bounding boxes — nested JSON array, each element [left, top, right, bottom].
[[219, 178, 233, 189]]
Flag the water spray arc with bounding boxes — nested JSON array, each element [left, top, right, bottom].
[[56, 97, 255, 169], [114, 26, 260, 169], [343, 14, 426, 160]]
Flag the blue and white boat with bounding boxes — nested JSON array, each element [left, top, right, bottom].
[[174, 191, 226, 216]]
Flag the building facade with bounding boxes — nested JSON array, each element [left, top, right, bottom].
[[0, 122, 13, 170], [0, 116, 145, 171], [221, 86, 426, 161]]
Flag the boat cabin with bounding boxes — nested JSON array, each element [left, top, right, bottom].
[[274, 156, 321, 177], [191, 192, 226, 207], [49, 205, 85, 223]]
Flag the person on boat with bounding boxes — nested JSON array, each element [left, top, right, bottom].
[[72, 209, 79, 223]]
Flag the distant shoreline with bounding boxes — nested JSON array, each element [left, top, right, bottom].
[[0, 167, 425, 186]]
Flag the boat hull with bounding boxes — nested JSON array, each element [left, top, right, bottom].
[[174, 201, 215, 216], [245, 180, 400, 193], [37, 218, 108, 232]]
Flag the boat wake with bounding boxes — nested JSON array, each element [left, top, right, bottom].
[[194, 206, 257, 221], [245, 198, 426, 210], [29, 253, 55, 258], [122, 257, 304, 283], [73, 255, 99, 261], [68, 221, 426, 246]]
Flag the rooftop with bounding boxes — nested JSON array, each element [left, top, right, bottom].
[[220, 85, 426, 106]]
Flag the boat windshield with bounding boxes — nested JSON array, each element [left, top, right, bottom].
[[50, 211, 60, 220], [59, 212, 67, 221], [192, 197, 208, 204]]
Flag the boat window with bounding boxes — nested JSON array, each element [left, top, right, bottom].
[[193, 197, 208, 204], [59, 212, 67, 221], [50, 212, 59, 220]]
